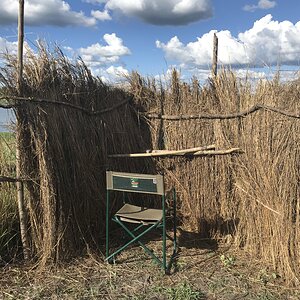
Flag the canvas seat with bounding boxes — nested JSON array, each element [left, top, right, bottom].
[[105, 171, 177, 273], [115, 203, 163, 224]]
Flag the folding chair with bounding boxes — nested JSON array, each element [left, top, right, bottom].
[[105, 171, 177, 273]]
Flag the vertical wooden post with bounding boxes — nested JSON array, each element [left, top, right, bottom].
[[17, 0, 24, 95], [212, 33, 218, 77], [157, 87, 165, 150], [17, 0, 30, 260]]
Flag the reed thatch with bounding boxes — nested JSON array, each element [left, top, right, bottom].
[[1, 47, 299, 285], [128, 69, 300, 285], [0, 47, 155, 265]]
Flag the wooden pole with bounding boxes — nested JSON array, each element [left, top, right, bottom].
[[108, 147, 243, 158], [157, 87, 165, 150], [212, 33, 218, 77], [17, 0, 30, 260], [17, 0, 24, 94]]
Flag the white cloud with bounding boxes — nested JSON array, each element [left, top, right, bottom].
[[84, 0, 107, 4], [235, 69, 266, 79], [106, 65, 129, 77], [156, 15, 300, 69], [0, 36, 32, 59], [154, 67, 179, 83], [78, 33, 130, 68], [243, 0, 276, 12], [0, 0, 96, 27], [0, 37, 18, 56], [258, 0, 277, 9], [101, 0, 212, 25], [0, 34, 130, 84], [235, 68, 300, 83], [91, 9, 111, 21], [88, 65, 129, 84], [99, 65, 129, 83]]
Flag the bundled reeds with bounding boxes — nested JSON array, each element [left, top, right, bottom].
[[128, 69, 300, 284], [0, 47, 154, 265], [1, 46, 299, 285]]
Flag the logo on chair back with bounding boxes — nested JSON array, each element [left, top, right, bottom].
[[131, 178, 139, 188]]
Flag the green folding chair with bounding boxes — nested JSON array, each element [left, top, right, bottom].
[[105, 171, 177, 273]]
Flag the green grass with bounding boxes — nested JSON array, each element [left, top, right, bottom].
[[0, 132, 15, 168], [0, 131, 19, 263], [0, 132, 14, 138], [0, 187, 19, 263], [155, 282, 205, 300]]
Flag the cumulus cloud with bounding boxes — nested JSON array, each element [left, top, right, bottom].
[[98, 65, 129, 83], [0, 34, 130, 84], [0, 0, 96, 26], [243, 0, 276, 12], [90, 0, 213, 26], [156, 15, 300, 69], [78, 33, 130, 68], [91, 9, 111, 21]]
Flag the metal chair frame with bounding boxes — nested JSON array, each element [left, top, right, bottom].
[[105, 171, 177, 273]]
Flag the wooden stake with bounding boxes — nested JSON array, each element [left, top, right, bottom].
[[108, 147, 243, 158], [17, 0, 30, 260], [212, 33, 218, 77], [107, 145, 242, 158]]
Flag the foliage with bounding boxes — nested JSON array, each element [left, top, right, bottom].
[[220, 254, 236, 268]]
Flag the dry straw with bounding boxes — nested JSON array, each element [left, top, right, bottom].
[[128, 69, 300, 285], [0, 47, 299, 285], [1, 46, 155, 265]]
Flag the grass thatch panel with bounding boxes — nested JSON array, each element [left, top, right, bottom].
[[129, 70, 300, 284], [1, 47, 300, 284], [129, 70, 242, 236], [1, 47, 154, 263]]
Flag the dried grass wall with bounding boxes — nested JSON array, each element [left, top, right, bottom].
[[1, 49, 154, 264], [129, 70, 300, 284], [1, 48, 299, 285]]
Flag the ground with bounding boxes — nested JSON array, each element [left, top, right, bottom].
[[1, 231, 300, 300]]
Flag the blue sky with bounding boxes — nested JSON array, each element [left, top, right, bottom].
[[1, 0, 300, 127]]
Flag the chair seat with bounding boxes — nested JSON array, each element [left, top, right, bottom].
[[115, 203, 163, 224]]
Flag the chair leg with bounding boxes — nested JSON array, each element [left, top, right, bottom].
[[106, 217, 163, 266], [106, 190, 110, 260], [162, 195, 167, 272], [165, 188, 178, 274], [173, 187, 177, 252]]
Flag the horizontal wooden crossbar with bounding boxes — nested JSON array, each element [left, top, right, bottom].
[[108, 145, 243, 158]]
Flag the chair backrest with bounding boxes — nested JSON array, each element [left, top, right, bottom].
[[106, 171, 164, 195]]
